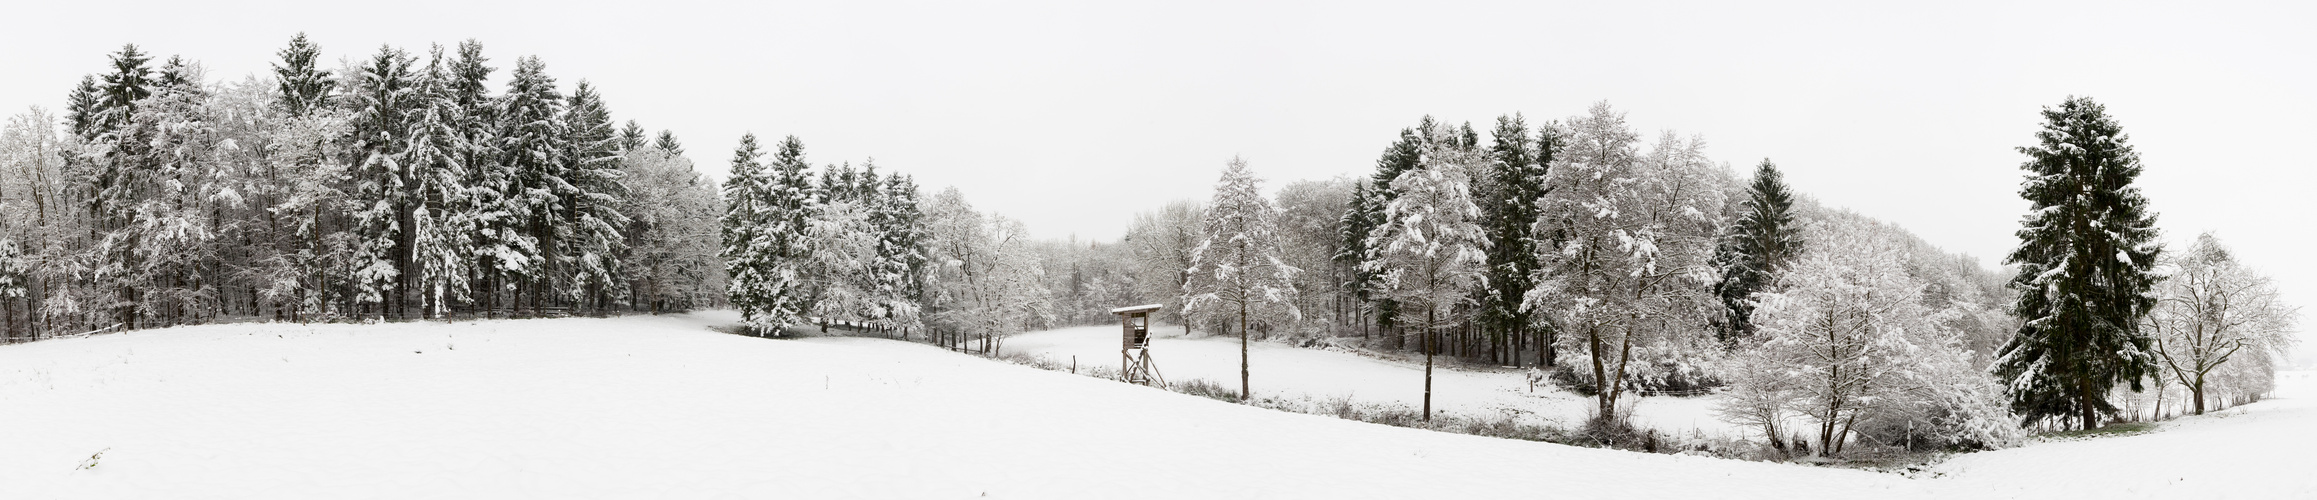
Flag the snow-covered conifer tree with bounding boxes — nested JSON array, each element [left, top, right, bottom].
[[560, 81, 630, 312], [1711, 159, 1801, 344], [1994, 96, 2163, 430], [497, 55, 570, 312], [1366, 135, 1488, 420], [1184, 156, 1300, 401]]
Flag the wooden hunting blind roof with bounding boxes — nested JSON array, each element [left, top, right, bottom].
[[1109, 304, 1163, 315]]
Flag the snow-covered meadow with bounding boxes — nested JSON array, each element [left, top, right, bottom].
[[2, 314, 2309, 499], [1001, 325, 1740, 438]]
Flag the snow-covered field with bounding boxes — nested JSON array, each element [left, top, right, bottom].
[[1, 314, 2308, 498], [1002, 326, 1741, 438]]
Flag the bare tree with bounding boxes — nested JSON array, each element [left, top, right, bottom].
[[2146, 233, 2300, 415]]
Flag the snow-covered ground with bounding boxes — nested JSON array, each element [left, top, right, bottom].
[[1, 314, 2308, 498], [1001, 325, 1742, 438]]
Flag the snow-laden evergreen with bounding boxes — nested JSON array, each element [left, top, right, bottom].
[[1364, 130, 1488, 419], [1994, 96, 2164, 430], [1711, 159, 1802, 344], [1184, 156, 1300, 400]]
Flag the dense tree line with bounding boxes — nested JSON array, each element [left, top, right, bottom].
[[0, 36, 725, 338]]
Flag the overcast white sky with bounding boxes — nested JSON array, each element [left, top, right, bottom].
[[4, 0, 2311, 344]]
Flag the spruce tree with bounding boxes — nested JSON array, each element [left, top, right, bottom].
[[1711, 159, 1801, 344], [1346, 118, 1430, 345], [1993, 96, 2163, 430], [720, 134, 795, 333], [346, 44, 418, 316], [618, 120, 647, 152], [448, 40, 524, 315], [498, 55, 569, 312], [561, 81, 630, 311], [65, 76, 104, 138], [97, 44, 153, 131], [272, 33, 333, 117], [406, 46, 477, 318], [1479, 114, 1551, 366], [654, 130, 684, 155]]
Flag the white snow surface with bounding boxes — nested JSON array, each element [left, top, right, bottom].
[[0, 314, 2307, 499]]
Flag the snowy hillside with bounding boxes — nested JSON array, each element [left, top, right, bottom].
[[1, 315, 2308, 499]]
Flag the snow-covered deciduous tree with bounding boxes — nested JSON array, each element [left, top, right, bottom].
[[922, 187, 1051, 353], [1125, 199, 1204, 334], [1273, 177, 1352, 336], [2146, 233, 2299, 415], [1185, 157, 1300, 401], [619, 136, 723, 313], [1723, 216, 2017, 455], [1995, 96, 2164, 431], [1365, 135, 1488, 420], [1529, 103, 1728, 421]]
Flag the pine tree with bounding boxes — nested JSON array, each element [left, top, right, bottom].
[[64, 76, 104, 138], [346, 44, 418, 316], [1994, 96, 2164, 430], [446, 40, 524, 315], [406, 45, 476, 319], [272, 33, 333, 117], [498, 55, 569, 312], [654, 130, 684, 155], [1366, 134, 1488, 420], [1184, 156, 1300, 401], [618, 120, 647, 152], [1711, 159, 1801, 344], [96, 44, 153, 132], [560, 81, 630, 312], [1479, 114, 1552, 366], [1344, 118, 1430, 345]]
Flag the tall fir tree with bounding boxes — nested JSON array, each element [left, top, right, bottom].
[[560, 81, 630, 311], [407, 45, 477, 318], [346, 44, 418, 316], [1343, 117, 1431, 345], [1710, 159, 1801, 344], [1478, 114, 1553, 366], [618, 120, 647, 152], [498, 55, 570, 311], [720, 134, 803, 333], [272, 33, 333, 117], [1994, 96, 2164, 430]]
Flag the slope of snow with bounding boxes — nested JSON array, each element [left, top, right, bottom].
[[1925, 370, 2317, 499], [1001, 326, 1739, 437], [1, 314, 1917, 499], [0, 315, 2306, 498]]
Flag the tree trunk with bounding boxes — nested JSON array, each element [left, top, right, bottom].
[[1240, 301, 1250, 401], [2192, 376, 2207, 415], [1424, 308, 1435, 421]]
